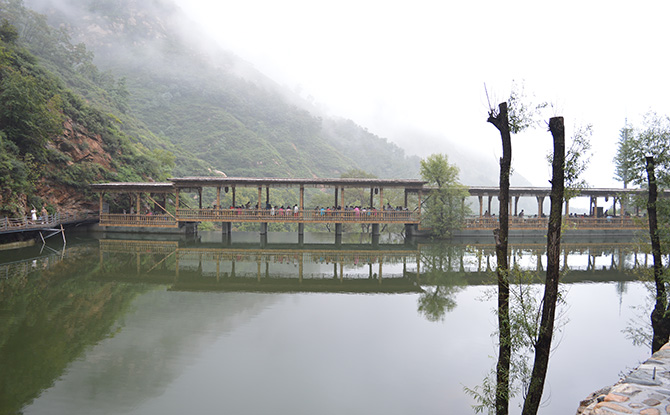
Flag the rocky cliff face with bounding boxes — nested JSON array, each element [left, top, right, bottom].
[[37, 119, 114, 214]]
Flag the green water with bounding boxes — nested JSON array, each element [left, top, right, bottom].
[[0, 231, 653, 414]]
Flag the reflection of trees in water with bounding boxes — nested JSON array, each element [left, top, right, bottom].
[[416, 243, 467, 322], [0, 244, 145, 415]]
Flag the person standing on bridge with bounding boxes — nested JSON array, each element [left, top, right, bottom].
[[30, 207, 37, 223], [41, 205, 48, 223]]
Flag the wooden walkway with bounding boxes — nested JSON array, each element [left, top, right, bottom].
[[0, 212, 99, 235]]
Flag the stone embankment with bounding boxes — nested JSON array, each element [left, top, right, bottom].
[[578, 344, 670, 414]]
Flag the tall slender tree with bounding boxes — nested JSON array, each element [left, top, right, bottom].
[[522, 117, 565, 415], [645, 156, 670, 353], [613, 122, 636, 188], [487, 102, 512, 415]]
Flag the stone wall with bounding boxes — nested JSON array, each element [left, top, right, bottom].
[[578, 343, 670, 414]]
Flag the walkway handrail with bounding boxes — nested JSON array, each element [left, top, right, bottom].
[[99, 213, 177, 228], [463, 216, 647, 230], [174, 208, 419, 223], [0, 211, 99, 232]]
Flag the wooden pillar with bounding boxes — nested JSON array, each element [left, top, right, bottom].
[[334, 187, 338, 208], [216, 186, 221, 209], [266, 186, 270, 208], [198, 188, 202, 209], [487, 195, 492, 215], [300, 185, 304, 210], [404, 190, 408, 209], [418, 191, 422, 215], [257, 187, 262, 209], [514, 196, 519, 216], [176, 188, 180, 210], [478, 196, 483, 217], [136, 192, 141, 215], [99, 193, 104, 216], [380, 187, 384, 209], [370, 188, 374, 208], [341, 188, 345, 209], [232, 186, 236, 207]]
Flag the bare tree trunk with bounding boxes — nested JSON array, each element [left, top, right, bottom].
[[488, 102, 511, 415], [522, 116, 565, 415], [646, 156, 669, 353]]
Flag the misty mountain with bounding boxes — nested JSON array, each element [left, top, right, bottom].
[[20, 0, 423, 179]]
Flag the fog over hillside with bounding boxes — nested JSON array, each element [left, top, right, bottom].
[[22, 0, 531, 186]]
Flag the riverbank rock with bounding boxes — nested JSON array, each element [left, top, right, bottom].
[[577, 343, 670, 414]]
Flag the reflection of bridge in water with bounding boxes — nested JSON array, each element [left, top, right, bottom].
[[95, 239, 651, 293]]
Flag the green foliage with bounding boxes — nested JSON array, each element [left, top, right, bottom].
[[613, 112, 670, 252], [465, 265, 568, 414], [545, 123, 592, 201], [616, 112, 670, 188], [0, 18, 18, 43], [613, 124, 636, 187], [0, 4, 183, 215], [420, 154, 470, 237], [0, 133, 37, 213], [0, 68, 64, 160]]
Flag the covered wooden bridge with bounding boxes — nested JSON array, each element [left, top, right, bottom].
[[91, 177, 426, 235]]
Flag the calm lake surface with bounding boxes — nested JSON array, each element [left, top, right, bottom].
[[0, 231, 655, 414]]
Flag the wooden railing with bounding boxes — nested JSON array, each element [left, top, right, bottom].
[[99, 213, 178, 228], [463, 216, 647, 230], [175, 208, 420, 224], [0, 211, 98, 233]]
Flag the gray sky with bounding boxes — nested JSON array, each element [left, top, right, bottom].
[[174, 0, 670, 188]]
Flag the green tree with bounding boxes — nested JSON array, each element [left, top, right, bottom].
[[613, 122, 636, 188], [484, 83, 546, 415], [522, 116, 565, 415], [0, 70, 63, 160], [420, 153, 469, 238], [615, 113, 670, 353], [0, 19, 18, 43]]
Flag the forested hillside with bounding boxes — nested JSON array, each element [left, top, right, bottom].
[[20, 0, 422, 179], [0, 0, 425, 216], [0, 4, 193, 216]]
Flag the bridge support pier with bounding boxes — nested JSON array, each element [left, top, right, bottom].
[[335, 223, 342, 236], [221, 222, 232, 235], [298, 223, 304, 235], [371, 223, 380, 237], [260, 222, 268, 235], [404, 223, 417, 238]]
